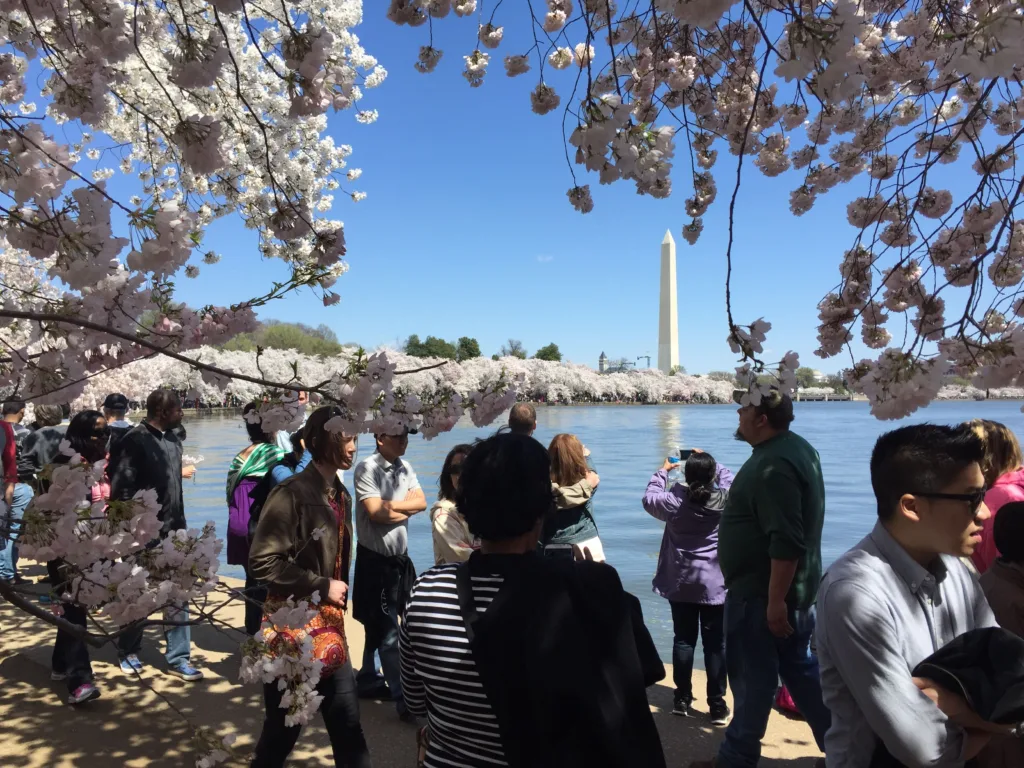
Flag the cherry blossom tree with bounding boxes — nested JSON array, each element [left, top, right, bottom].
[[387, 0, 1024, 418], [0, 1, 517, 759], [4, 0, 1024, 760], [68, 346, 737, 411]]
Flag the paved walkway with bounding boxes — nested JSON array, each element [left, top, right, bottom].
[[0, 566, 823, 767]]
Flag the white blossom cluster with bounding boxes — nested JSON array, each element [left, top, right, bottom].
[[67, 346, 737, 416], [239, 595, 325, 727], [388, 0, 1024, 419], [16, 447, 221, 625], [0, 0, 385, 408]]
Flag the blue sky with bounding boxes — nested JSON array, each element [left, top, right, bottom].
[[171, 10, 896, 375]]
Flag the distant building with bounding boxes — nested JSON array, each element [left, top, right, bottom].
[[811, 369, 827, 383], [599, 351, 608, 373]]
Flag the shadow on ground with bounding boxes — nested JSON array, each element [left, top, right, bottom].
[[0, 566, 821, 767]]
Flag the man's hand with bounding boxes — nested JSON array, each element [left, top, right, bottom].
[[913, 678, 1014, 735], [767, 599, 794, 638], [914, 678, 973, 722], [4, 482, 13, 506], [573, 543, 594, 562], [182, 465, 196, 479], [327, 579, 348, 607], [402, 488, 426, 515]]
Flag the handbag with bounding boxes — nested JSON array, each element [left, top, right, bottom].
[[261, 493, 349, 678], [775, 684, 802, 718]]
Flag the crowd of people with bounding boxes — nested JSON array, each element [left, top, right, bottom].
[[0, 392, 202, 705], [2, 391, 1024, 768]]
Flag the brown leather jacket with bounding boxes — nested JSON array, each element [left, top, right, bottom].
[[249, 462, 353, 600]]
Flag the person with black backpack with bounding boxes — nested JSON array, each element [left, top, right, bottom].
[[400, 433, 666, 768]]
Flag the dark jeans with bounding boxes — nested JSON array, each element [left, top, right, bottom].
[[252, 658, 372, 768], [355, 599, 404, 713], [716, 595, 831, 768], [47, 560, 93, 693], [243, 567, 267, 637], [670, 600, 727, 708]]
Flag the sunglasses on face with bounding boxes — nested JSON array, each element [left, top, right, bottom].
[[449, 464, 462, 476], [90, 428, 111, 440], [910, 489, 987, 512]]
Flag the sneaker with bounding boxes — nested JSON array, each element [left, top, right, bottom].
[[709, 703, 732, 726], [168, 662, 203, 682], [67, 683, 101, 705], [672, 697, 693, 717], [119, 655, 144, 674], [51, 671, 67, 681]]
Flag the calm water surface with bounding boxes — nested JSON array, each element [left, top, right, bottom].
[[180, 400, 1022, 660]]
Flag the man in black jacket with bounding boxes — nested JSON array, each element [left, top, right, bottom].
[[108, 390, 203, 683]]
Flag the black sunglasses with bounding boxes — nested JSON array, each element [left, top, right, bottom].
[[910, 489, 987, 511], [449, 464, 462, 475], [91, 428, 111, 439]]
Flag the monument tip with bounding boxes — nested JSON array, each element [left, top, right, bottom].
[[662, 229, 674, 245]]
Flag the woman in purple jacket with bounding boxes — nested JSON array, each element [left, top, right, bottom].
[[227, 403, 285, 635], [642, 450, 733, 724]]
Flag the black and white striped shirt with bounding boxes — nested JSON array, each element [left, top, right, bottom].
[[399, 564, 508, 768]]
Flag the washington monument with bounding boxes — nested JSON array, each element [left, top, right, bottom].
[[658, 230, 680, 374]]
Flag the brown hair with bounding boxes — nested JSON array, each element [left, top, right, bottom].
[[967, 419, 1023, 485], [305, 405, 355, 466], [548, 433, 588, 486]]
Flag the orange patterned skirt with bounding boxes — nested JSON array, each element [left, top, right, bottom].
[[263, 598, 348, 679]]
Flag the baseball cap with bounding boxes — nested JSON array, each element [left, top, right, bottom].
[[732, 388, 794, 429], [103, 393, 129, 410]]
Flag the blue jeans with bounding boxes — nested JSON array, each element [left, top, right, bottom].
[[716, 595, 831, 768], [355, 599, 404, 714], [0, 483, 33, 581], [118, 603, 191, 669]]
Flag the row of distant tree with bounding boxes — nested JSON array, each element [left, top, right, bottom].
[[214, 321, 565, 364], [703, 368, 851, 393], [404, 335, 563, 362], [220, 320, 346, 357], [216, 321, 845, 389]]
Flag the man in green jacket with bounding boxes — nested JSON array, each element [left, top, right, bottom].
[[692, 389, 830, 768]]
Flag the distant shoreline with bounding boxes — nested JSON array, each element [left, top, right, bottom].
[[177, 395, 1024, 420]]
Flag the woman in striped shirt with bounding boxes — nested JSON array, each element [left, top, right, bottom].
[[400, 432, 666, 768]]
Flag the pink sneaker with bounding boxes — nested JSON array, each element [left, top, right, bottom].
[[67, 683, 100, 705]]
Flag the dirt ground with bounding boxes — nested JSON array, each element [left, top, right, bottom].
[[0, 566, 824, 767]]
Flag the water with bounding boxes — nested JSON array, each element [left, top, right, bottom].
[[179, 400, 1022, 660]]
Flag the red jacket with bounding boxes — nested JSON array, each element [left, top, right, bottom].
[[973, 467, 1024, 573], [0, 421, 16, 487]]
